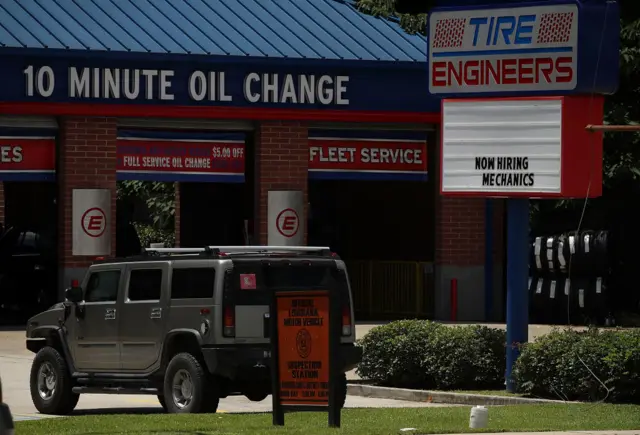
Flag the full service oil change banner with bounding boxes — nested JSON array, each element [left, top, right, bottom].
[[308, 130, 428, 181], [117, 130, 245, 182], [0, 127, 56, 181]]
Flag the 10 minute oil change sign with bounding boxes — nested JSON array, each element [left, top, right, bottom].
[[276, 292, 330, 406]]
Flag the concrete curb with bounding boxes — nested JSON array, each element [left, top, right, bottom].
[[347, 384, 570, 406]]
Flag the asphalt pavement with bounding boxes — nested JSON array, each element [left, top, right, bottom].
[[0, 328, 449, 421]]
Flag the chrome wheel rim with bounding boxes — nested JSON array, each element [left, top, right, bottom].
[[172, 369, 193, 409], [37, 362, 57, 401]]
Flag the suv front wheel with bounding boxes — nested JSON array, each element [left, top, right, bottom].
[[29, 346, 79, 415], [163, 353, 219, 414]]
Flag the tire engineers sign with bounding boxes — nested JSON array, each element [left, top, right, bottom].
[[72, 189, 111, 256], [429, 4, 579, 94], [276, 291, 330, 407]]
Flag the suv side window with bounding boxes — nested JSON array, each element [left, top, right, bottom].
[[171, 268, 215, 299], [85, 270, 121, 303], [127, 269, 163, 301]]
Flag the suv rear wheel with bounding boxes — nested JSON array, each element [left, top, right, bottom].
[[163, 353, 219, 414], [29, 346, 79, 415]]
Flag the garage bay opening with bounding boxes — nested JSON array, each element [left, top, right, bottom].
[[116, 128, 252, 252], [0, 122, 58, 323], [307, 129, 435, 321]]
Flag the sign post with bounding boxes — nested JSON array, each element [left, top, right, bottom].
[[430, 0, 618, 395], [269, 278, 342, 427]]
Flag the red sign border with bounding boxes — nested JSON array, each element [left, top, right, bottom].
[[276, 208, 300, 238], [81, 207, 107, 238]]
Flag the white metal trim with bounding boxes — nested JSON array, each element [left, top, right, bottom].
[[117, 136, 244, 143], [0, 115, 58, 129], [117, 118, 254, 131], [309, 122, 435, 131]]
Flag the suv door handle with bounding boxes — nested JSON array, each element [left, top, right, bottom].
[[150, 307, 162, 319], [105, 308, 116, 320]]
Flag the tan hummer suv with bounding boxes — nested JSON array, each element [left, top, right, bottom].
[[25, 246, 361, 415]]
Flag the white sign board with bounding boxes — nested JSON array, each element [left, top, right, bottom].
[[429, 4, 578, 94], [268, 190, 304, 246], [72, 189, 112, 256], [441, 99, 562, 195]]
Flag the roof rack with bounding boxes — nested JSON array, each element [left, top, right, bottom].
[[143, 246, 334, 257], [206, 246, 331, 253], [143, 248, 206, 254]]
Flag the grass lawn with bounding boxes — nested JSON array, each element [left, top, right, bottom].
[[16, 403, 640, 435]]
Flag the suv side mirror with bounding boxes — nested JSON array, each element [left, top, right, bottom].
[[65, 286, 83, 303]]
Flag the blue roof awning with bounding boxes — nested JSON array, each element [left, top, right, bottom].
[[0, 0, 426, 63]]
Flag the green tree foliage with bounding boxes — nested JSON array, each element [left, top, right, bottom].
[[357, 0, 426, 35], [116, 180, 175, 230]]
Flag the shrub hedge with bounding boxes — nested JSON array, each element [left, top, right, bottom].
[[514, 328, 640, 403], [356, 320, 506, 390]]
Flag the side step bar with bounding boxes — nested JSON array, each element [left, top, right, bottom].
[[72, 386, 159, 395]]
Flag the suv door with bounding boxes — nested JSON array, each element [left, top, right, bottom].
[[73, 266, 124, 371], [119, 263, 167, 372]]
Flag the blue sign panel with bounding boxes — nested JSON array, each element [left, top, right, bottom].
[[0, 51, 436, 114], [427, 0, 619, 97]]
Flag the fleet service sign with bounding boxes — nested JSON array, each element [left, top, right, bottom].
[[429, 4, 580, 94]]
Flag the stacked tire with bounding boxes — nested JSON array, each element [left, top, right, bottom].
[[528, 231, 611, 326]]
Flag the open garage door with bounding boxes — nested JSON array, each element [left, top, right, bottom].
[[116, 129, 252, 251], [0, 116, 58, 323], [308, 129, 435, 321]]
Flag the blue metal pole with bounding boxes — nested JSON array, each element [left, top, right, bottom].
[[505, 198, 530, 393], [484, 199, 494, 321]]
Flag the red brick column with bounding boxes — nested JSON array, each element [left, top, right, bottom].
[[435, 197, 486, 266], [174, 182, 181, 247], [58, 117, 117, 297], [434, 196, 506, 321], [255, 121, 308, 245], [434, 196, 486, 321], [491, 199, 506, 321]]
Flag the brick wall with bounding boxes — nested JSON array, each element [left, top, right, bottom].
[[58, 117, 117, 270], [174, 182, 181, 247], [492, 199, 505, 264], [435, 197, 486, 266], [255, 121, 308, 244], [435, 197, 505, 267]]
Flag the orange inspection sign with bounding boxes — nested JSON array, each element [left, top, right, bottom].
[[276, 291, 330, 407]]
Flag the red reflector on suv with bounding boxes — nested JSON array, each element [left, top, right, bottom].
[[223, 306, 235, 337]]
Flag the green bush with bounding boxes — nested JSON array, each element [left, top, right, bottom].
[[514, 328, 640, 403], [356, 320, 506, 390], [134, 223, 175, 248]]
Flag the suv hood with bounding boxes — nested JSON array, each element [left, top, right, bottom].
[[26, 303, 67, 338]]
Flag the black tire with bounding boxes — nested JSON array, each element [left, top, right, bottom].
[[30, 346, 79, 415], [163, 353, 219, 414]]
